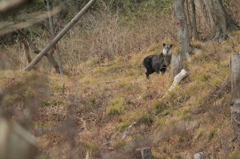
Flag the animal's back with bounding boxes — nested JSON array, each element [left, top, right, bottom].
[[151, 53, 164, 71]]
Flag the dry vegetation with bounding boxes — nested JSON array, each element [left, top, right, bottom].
[[1, 1, 240, 159]]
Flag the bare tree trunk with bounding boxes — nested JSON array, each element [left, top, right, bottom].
[[190, 0, 199, 41], [24, 0, 97, 71], [46, 0, 63, 74], [174, 0, 191, 63], [205, 0, 240, 41], [231, 54, 240, 145]]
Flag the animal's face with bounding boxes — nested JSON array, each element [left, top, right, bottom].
[[162, 43, 173, 55]]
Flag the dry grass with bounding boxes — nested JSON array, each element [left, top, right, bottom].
[[1, 31, 239, 158], [1, 1, 240, 158]]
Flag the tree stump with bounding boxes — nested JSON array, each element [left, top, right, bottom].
[[171, 54, 182, 77], [135, 147, 153, 159]]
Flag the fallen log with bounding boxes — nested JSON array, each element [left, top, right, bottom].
[[163, 69, 188, 98]]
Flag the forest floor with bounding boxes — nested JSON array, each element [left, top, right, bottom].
[[1, 31, 240, 158]]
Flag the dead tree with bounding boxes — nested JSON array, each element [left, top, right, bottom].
[[24, 0, 97, 71], [231, 54, 240, 144]]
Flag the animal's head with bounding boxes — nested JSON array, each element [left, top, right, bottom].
[[162, 43, 173, 56]]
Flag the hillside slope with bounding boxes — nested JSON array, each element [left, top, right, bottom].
[[1, 31, 240, 158]]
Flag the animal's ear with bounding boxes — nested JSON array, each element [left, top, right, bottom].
[[163, 43, 166, 47], [170, 44, 173, 48]]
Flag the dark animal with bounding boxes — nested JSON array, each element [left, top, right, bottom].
[[143, 43, 173, 78]]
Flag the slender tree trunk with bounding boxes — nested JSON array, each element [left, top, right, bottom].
[[205, 0, 240, 41], [231, 54, 240, 145], [190, 0, 199, 41], [174, 0, 191, 65], [24, 0, 96, 71], [46, 0, 63, 74]]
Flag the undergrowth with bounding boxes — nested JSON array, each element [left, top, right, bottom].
[[1, 31, 239, 158]]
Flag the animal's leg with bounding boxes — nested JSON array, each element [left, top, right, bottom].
[[146, 72, 150, 79], [155, 67, 161, 75], [145, 65, 153, 78]]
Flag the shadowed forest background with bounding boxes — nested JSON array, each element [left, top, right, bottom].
[[1, 0, 240, 158]]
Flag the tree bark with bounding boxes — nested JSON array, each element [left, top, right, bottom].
[[205, 0, 240, 41], [46, 0, 63, 74], [190, 0, 199, 41], [174, 0, 191, 63], [195, 0, 210, 29], [24, 0, 97, 71], [231, 54, 240, 144]]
